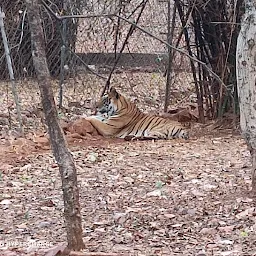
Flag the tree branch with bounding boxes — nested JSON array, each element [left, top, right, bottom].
[[42, 0, 228, 90]]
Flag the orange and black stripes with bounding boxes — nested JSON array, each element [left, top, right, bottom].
[[92, 87, 189, 140]]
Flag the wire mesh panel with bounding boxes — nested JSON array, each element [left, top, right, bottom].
[[1, 0, 242, 131], [0, 0, 189, 77], [0, 0, 80, 79]]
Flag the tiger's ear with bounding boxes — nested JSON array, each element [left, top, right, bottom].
[[109, 87, 119, 99]]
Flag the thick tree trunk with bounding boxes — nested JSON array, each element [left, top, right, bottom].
[[25, 0, 85, 250], [236, 0, 256, 193]]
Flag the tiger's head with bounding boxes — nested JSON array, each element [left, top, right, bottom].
[[96, 87, 121, 117]]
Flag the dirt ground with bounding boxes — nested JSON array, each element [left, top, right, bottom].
[[0, 75, 255, 256], [0, 130, 255, 256]]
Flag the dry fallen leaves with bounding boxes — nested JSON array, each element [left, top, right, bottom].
[[0, 77, 254, 256], [0, 133, 254, 256]]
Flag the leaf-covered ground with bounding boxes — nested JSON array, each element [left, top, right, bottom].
[[0, 75, 255, 255], [0, 132, 255, 256]]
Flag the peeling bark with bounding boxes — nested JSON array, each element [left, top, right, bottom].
[[236, 0, 256, 193], [25, 0, 85, 250]]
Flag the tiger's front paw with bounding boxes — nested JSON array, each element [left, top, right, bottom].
[[85, 115, 106, 122]]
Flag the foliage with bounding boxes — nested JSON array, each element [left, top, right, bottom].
[[174, 0, 244, 120]]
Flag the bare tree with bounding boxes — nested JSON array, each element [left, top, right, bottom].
[[236, 0, 256, 193], [25, 0, 85, 250]]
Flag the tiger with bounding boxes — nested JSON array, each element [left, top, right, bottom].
[[85, 87, 189, 140]]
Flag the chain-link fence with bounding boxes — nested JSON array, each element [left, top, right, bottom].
[[0, 0, 193, 131], [0, 0, 189, 76], [1, 0, 242, 132]]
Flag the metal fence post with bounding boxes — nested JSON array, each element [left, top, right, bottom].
[[0, 7, 23, 133], [58, 18, 67, 108]]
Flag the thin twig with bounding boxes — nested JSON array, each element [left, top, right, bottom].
[[175, 0, 204, 123], [101, 0, 149, 97], [173, 0, 196, 59], [210, 21, 240, 25], [42, 0, 117, 20], [41, 0, 227, 90], [116, 14, 227, 90], [67, 48, 107, 79]]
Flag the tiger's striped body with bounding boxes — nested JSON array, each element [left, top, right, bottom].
[[86, 87, 189, 140]]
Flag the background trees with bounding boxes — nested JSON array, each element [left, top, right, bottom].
[[0, 0, 244, 120]]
